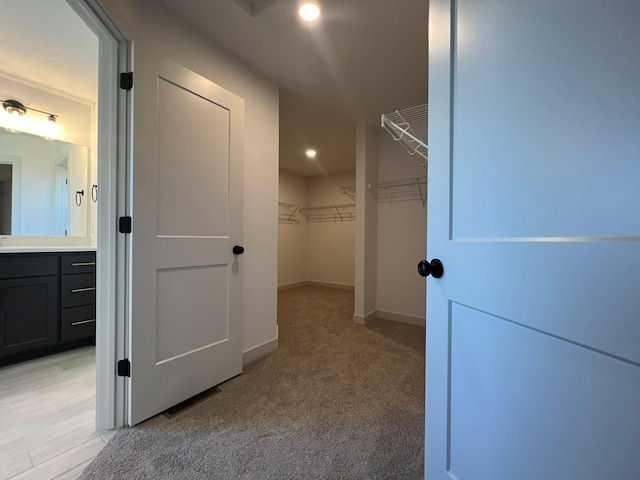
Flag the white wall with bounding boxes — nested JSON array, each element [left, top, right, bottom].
[[306, 171, 355, 287], [354, 123, 378, 324], [376, 133, 427, 323], [99, 0, 280, 358], [278, 169, 307, 287]]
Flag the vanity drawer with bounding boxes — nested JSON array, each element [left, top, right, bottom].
[[61, 253, 96, 275], [0, 254, 58, 279], [61, 305, 96, 341], [61, 273, 96, 308]]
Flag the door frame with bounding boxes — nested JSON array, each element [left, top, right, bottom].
[[66, 0, 130, 430]]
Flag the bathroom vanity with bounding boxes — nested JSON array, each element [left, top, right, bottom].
[[0, 115, 98, 365], [0, 249, 96, 366]]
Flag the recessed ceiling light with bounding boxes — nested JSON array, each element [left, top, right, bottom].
[[306, 149, 317, 158], [299, 2, 320, 22]]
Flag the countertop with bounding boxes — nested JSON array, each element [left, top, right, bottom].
[[0, 247, 97, 253]]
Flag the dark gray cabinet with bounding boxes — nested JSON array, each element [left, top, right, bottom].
[[0, 275, 58, 357], [0, 251, 96, 365], [60, 252, 96, 342]]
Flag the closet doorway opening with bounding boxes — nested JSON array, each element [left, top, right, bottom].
[[277, 134, 427, 331], [278, 167, 356, 296], [271, 1, 427, 331]]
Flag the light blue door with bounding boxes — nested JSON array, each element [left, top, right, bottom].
[[426, 1, 640, 478]]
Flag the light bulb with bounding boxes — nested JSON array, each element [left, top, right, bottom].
[[299, 2, 320, 22], [0, 108, 22, 131], [306, 149, 317, 158], [43, 116, 61, 139]]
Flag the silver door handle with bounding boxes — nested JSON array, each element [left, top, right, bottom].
[[71, 262, 96, 267]]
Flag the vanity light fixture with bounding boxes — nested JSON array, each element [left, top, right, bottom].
[[299, 2, 320, 22], [0, 98, 61, 139], [2, 99, 27, 116]]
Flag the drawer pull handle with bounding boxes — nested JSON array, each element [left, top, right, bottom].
[[71, 287, 96, 293], [71, 262, 96, 267], [71, 319, 96, 326]]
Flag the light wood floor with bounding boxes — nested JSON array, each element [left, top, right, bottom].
[[0, 347, 113, 480]]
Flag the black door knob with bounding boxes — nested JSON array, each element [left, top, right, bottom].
[[233, 245, 245, 255], [417, 259, 443, 278]]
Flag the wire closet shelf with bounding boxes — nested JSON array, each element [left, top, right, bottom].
[[381, 104, 428, 167], [302, 203, 356, 223], [278, 202, 302, 225], [373, 176, 427, 208]]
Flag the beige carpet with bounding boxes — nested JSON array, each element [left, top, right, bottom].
[[80, 286, 425, 479]]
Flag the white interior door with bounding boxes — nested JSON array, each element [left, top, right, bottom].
[[426, 1, 640, 478], [128, 42, 245, 425]]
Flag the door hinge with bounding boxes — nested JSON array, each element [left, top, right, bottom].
[[120, 72, 133, 91], [117, 359, 131, 377], [119, 216, 132, 234]]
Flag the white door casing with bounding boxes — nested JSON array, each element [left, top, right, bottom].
[[129, 42, 244, 425], [426, 1, 640, 479]]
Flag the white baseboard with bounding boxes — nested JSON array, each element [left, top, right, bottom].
[[278, 280, 355, 292], [242, 337, 278, 366], [353, 311, 376, 325], [277, 281, 307, 292], [305, 280, 354, 291], [376, 310, 426, 327]]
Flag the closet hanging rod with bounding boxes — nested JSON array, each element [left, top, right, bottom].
[[372, 176, 427, 189], [278, 201, 302, 208], [375, 181, 426, 190], [301, 203, 356, 223], [373, 176, 427, 208], [302, 203, 355, 211]]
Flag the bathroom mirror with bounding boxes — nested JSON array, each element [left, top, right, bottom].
[[0, 128, 89, 236]]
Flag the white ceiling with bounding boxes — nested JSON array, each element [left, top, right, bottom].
[[0, 0, 427, 176], [0, 0, 98, 104], [159, 0, 428, 176]]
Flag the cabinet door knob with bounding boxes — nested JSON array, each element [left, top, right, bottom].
[[417, 259, 444, 278], [233, 245, 245, 255]]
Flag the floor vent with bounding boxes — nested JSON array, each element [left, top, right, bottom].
[[163, 386, 220, 418]]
